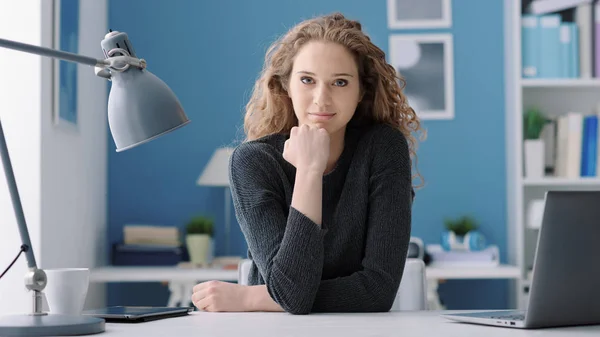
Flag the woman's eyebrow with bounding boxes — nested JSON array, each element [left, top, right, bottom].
[[296, 70, 355, 77]]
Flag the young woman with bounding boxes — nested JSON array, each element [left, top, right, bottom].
[[192, 12, 424, 315]]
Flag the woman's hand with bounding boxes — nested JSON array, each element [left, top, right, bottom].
[[283, 124, 330, 174], [191, 280, 251, 312]]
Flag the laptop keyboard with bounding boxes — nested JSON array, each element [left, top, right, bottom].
[[489, 314, 525, 321]]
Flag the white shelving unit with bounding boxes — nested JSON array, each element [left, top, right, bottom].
[[505, 0, 600, 310]]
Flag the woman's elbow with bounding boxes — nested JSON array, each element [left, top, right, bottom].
[[268, 284, 315, 315], [273, 296, 313, 315], [367, 290, 398, 313], [284, 304, 312, 315]]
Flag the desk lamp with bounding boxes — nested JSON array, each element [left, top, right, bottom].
[[196, 147, 235, 256], [0, 31, 189, 336]]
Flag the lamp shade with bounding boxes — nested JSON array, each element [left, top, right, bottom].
[[108, 68, 190, 152], [99, 30, 190, 152], [197, 147, 235, 186]]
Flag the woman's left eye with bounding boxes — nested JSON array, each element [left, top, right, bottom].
[[334, 79, 348, 87]]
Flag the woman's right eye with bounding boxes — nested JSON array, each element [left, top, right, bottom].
[[300, 76, 314, 84]]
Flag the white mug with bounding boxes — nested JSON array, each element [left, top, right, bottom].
[[44, 268, 89, 315]]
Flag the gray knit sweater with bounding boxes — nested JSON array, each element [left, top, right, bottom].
[[229, 123, 413, 315]]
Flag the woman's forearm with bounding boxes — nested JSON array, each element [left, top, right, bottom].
[[246, 285, 285, 312], [291, 169, 323, 226]]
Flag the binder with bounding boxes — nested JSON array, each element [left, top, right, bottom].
[[539, 14, 562, 78], [522, 15, 540, 78], [560, 23, 572, 77], [570, 22, 580, 77]]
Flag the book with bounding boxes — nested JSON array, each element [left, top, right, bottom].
[[594, 2, 600, 77], [576, 2, 594, 78], [581, 115, 598, 176], [123, 224, 181, 246]]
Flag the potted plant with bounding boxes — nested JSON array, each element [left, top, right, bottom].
[[441, 215, 487, 251], [185, 215, 214, 266], [523, 107, 549, 178], [444, 215, 479, 237]]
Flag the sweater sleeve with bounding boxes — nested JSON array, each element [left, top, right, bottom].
[[229, 142, 327, 315], [311, 127, 413, 312]]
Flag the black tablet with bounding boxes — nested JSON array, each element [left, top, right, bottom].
[[83, 306, 193, 323]]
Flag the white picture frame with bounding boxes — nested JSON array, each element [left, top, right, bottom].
[[52, 0, 80, 129], [387, 0, 452, 29], [388, 33, 454, 120]]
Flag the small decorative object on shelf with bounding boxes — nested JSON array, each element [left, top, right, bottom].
[[441, 215, 487, 252], [523, 107, 549, 178], [185, 215, 214, 267]]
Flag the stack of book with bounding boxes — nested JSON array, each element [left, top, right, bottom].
[[123, 224, 181, 247], [112, 225, 186, 266], [541, 110, 600, 178], [522, 0, 600, 78]]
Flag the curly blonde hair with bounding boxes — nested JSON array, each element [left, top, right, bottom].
[[244, 12, 425, 187]]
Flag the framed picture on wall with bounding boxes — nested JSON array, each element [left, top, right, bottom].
[[387, 0, 452, 29], [388, 33, 454, 120], [52, 0, 80, 128]]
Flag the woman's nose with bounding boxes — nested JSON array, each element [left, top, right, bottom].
[[313, 84, 332, 108]]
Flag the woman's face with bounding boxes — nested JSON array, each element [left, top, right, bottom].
[[288, 41, 361, 136]]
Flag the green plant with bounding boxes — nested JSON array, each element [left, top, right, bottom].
[[186, 215, 214, 237], [443, 215, 479, 236], [523, 107, 549, 140]]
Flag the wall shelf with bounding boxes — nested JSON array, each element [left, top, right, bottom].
[[522, 79, 600, 88], [523, 177, 600, 186]]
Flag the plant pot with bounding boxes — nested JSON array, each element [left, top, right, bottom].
[[524, 139, 545, 178], [186, 234, 211, 266]]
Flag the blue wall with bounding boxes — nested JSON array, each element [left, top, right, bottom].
[[107, 0, 507, 309]]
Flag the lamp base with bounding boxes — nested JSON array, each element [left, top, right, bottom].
[[0, 314, 105, 336]]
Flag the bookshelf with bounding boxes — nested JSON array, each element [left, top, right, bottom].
[[505, 0, 600, 310]]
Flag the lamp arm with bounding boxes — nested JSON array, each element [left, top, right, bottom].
[[0, 37, 107, 67], [0, 38, 147, 75], [0, 116, 47, 315], [0, 120, 36, 270]]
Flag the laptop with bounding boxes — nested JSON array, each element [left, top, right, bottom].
[[83, 306, 193, 323], [442, 191, 600, 329]]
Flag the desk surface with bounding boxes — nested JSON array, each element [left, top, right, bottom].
[[89, 266, 238, 282], [89, 264, 521, 283], [101, 310, 599, 336]]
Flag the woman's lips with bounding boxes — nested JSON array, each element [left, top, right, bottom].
[[308, 113, 336, 121]]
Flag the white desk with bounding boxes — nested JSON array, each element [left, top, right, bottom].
[[90, 265, 521, 309], [89, 265, 520, 283], [89, 266, 238, 282], [90, 266, 238, 307], [99, 310, 599, 336]]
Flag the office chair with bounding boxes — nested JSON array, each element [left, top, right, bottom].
[[237, 258, 428, 311]]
